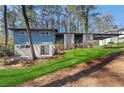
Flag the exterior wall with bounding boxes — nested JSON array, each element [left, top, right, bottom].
[[14, 44, 55, 58], [110, 37, 118, 43], [14, 44, 32, 58], [99, 31, 124, 46], [99, 40, 103, 46], [33, 44, 55, 58], [13, 30, 56, 58], [119, 36, 124, 42], [64, 34, 75, 49], [119, 31, 124, 42], [99, 37, 118, 46], [14, 31, 56, 44], [106, 38, 111, 45], [83, 34, 93, 43], [99, 38, 111, 46]]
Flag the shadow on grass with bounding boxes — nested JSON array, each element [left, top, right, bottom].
[[41, 52, 122, 87]]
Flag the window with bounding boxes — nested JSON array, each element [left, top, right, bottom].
[[20, 45, 30, 48], [41, 45, 49, 55], [15, 45, 20, 48], [46, 32, 50, 35], [40, 32, 50, 36], [19, 31, 28, 36]]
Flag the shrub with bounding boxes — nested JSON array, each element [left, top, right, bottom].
[[8, 39, 14, 50], [0, 46, 13, 58], [0, 38, 14, 50], [0, 57, 11, 65], [108, 42, 114, 45], [19, 59, 35, 67]]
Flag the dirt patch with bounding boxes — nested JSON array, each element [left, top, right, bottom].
[[0, 59, 46, 69], [0, 55, 63, 70], [63, 52, 124, 87], [17, 52, 124, 87]]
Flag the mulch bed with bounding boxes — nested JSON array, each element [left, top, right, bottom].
[[0, 54, 64, 70]]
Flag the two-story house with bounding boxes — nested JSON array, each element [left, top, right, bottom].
[[11, 28, 57, 58]]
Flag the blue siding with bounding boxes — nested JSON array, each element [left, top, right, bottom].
[[14, 31, 56, 44]]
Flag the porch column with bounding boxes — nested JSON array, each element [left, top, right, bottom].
[[83, 33, 93, 48], [64, 34, 75, 49]]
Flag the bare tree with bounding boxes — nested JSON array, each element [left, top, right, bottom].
[[4, 5, 8, 46], [94, 14, 118, 33], [79, 5, 98, 48], [22, 5, 36, 60]]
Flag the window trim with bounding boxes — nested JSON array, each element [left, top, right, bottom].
[[19, 44, 30, 49], [19, 31, 28, 36], [39, 31, 50, 36], [40, 45, 50, 55]]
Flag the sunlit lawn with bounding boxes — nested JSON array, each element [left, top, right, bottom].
[[0, 47, 123, 86]]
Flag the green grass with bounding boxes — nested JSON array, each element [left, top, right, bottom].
[[0, 47, 124, 87], [112, 42, 124, 47]]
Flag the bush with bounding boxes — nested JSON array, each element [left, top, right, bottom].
[[0, 57, 12, 65], [108, 42, 114, 45], [19, 59, 35, 67], [0, 46, 13, 58], [8, 39, 14, 50], [0, 38, 14, 50]]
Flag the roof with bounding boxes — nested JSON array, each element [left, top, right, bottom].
[[9, 28, 124, 40], [55, 32, 124, 40], [9, 28, 58, 32], [100, 29, 119, 34], [118, 28, 124, 31], [55, 32, 108, 35], [101, 28, 124, 34], [93, 33, 121, 40]]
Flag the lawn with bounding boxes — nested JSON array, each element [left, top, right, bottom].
[[112, 42, 124, 47], [0, 47, 123, 87]]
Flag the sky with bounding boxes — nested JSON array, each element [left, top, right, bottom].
[[0, 5, 124, 31], [97, 5, 124, 28]]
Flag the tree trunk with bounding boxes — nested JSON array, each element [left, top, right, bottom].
[[4, 5, 8, 46], [77, 16, 79, 33], [67, 16, 70, 33], [83, 7, 92, 48], [57, 14, 60, 32], [70, 15, 72, 32], [84, 8, 89, 33], [12, 10, 16, 28], [45, 19, 49, 28], [22, 5, 36, 60], [64, 21, 67, 32]]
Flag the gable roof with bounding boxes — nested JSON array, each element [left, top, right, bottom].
[[9, 28, 58, 32]]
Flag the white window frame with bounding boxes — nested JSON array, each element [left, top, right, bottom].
[[39, 31, 50, 36], [40, 45, 50, 56], [19, 31, 28, 36], [19, 44, 30, 49]]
